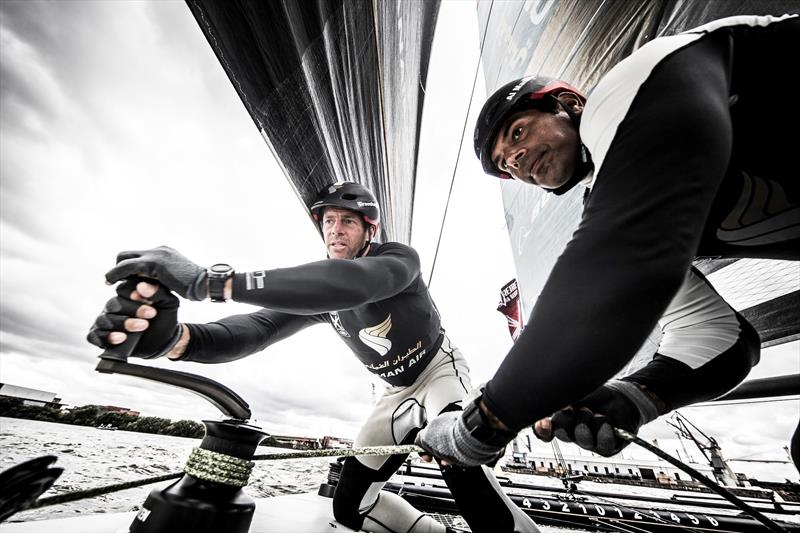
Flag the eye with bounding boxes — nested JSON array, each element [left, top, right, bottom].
[[511, 127, 523, 142]]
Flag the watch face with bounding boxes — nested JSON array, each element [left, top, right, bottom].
[[210, 263, 232, 274]]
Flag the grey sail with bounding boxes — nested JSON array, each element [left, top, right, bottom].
[[186, 0, 440, 244]]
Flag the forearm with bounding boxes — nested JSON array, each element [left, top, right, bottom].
[[173, 311, 320, 363], [231, 255, 416, 314], [484, 233, 688, 431]]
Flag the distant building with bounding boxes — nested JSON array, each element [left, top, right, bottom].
[[322, 436, 353, 449], [0, 383, 63, 409], [270, 435, 322, 450], [99, 405, 140, 417], [511, 450, 717, 485], [506, 429, 726, 487]]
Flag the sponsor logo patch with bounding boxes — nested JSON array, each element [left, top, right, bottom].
[[245, 271, 267, 290], [329, 311, 350, 338], [358, 315, 392, 356]]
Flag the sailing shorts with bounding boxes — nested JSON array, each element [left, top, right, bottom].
[[353, 335, 472, 470]]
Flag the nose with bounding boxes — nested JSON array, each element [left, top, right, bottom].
[[505, 147, 526, 172], [327, 219, 344, 235]]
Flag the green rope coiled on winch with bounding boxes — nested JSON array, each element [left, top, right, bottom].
[[183, 447, 254, 487]]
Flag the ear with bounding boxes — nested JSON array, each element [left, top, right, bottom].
[[556, 92, 584, 116], [369, 225, 378, 239]]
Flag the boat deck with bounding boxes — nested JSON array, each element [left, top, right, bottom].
[[3, 492, 357, 533]]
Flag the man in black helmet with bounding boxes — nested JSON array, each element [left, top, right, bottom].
[[417, 14, 800, 469], [88, 181, 540, 533]]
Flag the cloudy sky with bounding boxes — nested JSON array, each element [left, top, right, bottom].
[[1, 1, 797, 483]]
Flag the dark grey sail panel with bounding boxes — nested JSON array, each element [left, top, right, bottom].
[[478, 0, 800, 348], [741, 290, 800, 349], [186, 0, 440, 244]]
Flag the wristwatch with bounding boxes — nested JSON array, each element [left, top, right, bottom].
[[207, 263, 234, 302], [461, 396, 516, 447]]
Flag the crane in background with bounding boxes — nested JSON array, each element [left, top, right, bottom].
[[667, 412, 741, 486]]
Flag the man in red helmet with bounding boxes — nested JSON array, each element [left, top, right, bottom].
[[88, 181, 540, 533], [417, 14, 799, 469]]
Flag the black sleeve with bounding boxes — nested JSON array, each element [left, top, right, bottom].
[[230, 243, 420, 314], [483, 39, 736, 431], [181, 309, 325, 363]]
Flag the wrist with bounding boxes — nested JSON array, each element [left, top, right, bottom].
[[208, 264, 234, 302], [607, 379, 662, 425], [224, 278, 232, 301], [166, 324, 190, 360], [479, 400, 510, 431], [461, 396, 516, 447]]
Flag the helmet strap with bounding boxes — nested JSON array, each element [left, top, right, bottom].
[[352, 224, 376, 259], [549, 96, 593, 196]]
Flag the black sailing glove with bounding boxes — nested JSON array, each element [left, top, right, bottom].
[[104, 246, 208, 301], [87, 279, 182, 359], [537, 380, 662, 456]]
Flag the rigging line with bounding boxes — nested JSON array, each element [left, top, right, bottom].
[[31, 472, 183, 509], [427, 0, 495, 288], [252, 444, 423, 461], [27, 445, 426, 509], [614, 427, 788, 533], [529, 511, 635, 533], [693, 396, 800, 407]]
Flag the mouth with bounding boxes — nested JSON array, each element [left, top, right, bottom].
[[526, 152, 544, 185]]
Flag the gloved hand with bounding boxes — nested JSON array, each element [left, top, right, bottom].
[[416, 392, 515, 468], [105, 246, 208, 301], [534, 379, 662, 456], [87, 279, 182, 359]]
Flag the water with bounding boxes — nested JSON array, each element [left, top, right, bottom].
[[1, 417, 581, 532], [0, 417, 331, 523], [5, 418, 796, 532]]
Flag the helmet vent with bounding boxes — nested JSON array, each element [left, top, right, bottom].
[[341, 193, 357, 200]]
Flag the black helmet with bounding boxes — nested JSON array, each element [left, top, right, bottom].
[[474, 75, 587, 180], [310, 181, 380, 228]]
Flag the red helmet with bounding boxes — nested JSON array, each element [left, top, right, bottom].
[[473, 76, 587, 180]]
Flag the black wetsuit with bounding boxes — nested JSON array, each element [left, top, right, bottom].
[[180, 241, 534, 532], [182, 242, 442, 386], [484, 15, 800, 436]]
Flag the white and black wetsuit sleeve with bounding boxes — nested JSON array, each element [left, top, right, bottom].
[[181, 310, 325, 363], [229, 243, 421, 314]]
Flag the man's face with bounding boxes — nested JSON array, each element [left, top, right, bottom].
[[490, 106, 580, 190], [322, 207, 370, 259]]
